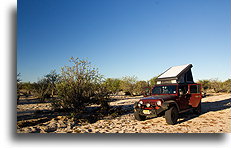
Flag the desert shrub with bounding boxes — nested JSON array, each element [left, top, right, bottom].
[[148, 76, 158, 87], [17, 73, 22, 103], [197, 79, 211, 92], [20, 82, 33, 97], [45, 70, 59, 98], [53, 57, 110, 113], [120, 76, 137, 96], [209, 79, 224, 93], [222, 79, 231, 93], [134, 80, 149, 95], [120, 77, 150, 96], [103, 78, 122, 95], [124, 91, 131, 96], [32, 78, 51, 102], [197, 78, 230, 93]]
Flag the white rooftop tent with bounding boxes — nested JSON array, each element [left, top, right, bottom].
[[156, 64, 194, 84]]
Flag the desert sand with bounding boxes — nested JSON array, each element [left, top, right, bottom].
[[17, 93, 230, 133]]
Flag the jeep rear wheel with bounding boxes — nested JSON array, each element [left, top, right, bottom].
[[165, 106, 179, 125], [193, 101, 201, 115], [134, 112, 146, 121]]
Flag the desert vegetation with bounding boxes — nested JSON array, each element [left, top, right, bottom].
[[53, 57, 110, 113], [17, 57, 230, 113], [17, 57, 230, 133], [197, 79, 231, 93]]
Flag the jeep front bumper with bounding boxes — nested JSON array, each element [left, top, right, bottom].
[[134, 107, 165, 117]]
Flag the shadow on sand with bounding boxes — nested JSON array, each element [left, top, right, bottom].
[[17, 96, 230, 127]]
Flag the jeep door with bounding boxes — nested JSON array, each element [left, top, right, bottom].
[[178, 85, 190, 110], [188, 84, 202, 107]]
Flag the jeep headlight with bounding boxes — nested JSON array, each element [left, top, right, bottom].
[[146, 103, 151, 107], [156, 100, 162, 106], [139, 101, 143, 104]]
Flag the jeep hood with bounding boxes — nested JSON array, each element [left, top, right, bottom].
[[140, 95, 177, 102]]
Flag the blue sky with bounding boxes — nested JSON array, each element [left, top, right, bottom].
[[17, 0, 230, 82]]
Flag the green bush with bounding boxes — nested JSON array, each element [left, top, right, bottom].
[[223, 79, 231, 93], [197, 78, 230, 93], [148, 76, 158, 87], [32, 78, 51, 102], [134, 81, 149, 95], [53, 57, 110, 113], [120, 76, 137, 96], [45, 70, 59, 98], [197, 79, 211, 92], [20, 82, 33, 97], [103, 78, 122, 95], [17, 73, 22, 103]]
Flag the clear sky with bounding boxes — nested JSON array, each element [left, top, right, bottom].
[[17, 0, 230, 82]]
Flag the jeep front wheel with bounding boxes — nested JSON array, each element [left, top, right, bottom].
[[134, 112, 146, 121], [165, 106, 179, 125]]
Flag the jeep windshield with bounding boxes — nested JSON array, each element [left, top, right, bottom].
[[152, 85, 177, 95]]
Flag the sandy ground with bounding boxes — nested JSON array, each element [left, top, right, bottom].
[[17, 93, 230, 133]]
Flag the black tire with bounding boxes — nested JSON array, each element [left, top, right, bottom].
[[193, 101, 202, 115], [134, 112, 146, 121], [165, 106, 179, 125]]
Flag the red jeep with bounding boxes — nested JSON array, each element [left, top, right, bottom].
[[134, 83, 202, 125], [134, 64, 202, 125]]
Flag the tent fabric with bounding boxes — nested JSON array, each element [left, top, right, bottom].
[[157, 64, 194, 84], [158, 64, 191, 79]]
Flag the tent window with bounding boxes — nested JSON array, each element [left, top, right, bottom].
[[190, 85, 200, 94]]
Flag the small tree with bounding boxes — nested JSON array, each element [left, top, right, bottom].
[[17, 73, 22, 103], [21, 82, 33, 97], [103, 78, 121, 95], [223, 79, 231, 93], [197, 79, 211, 92], [32, 78, 51, 102], [120, 76, 137, 96], [148, 76, 158, 87], [45, 70, 59, 98], [209, 78, 224, 93], [54, 57, 109, 112], [134, 80, 149, 95]]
